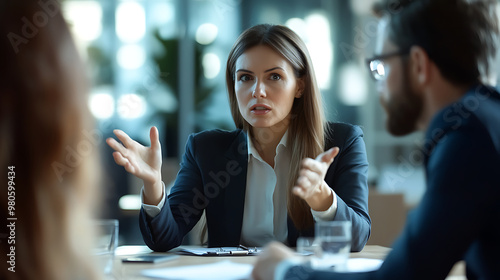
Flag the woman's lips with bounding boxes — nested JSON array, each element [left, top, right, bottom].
[[250, 105, 271, 115]]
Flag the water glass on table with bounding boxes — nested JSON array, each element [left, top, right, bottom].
[[92, 219, 119, 279], [314, 220, 351, 271], [296, 237, 321, 267]]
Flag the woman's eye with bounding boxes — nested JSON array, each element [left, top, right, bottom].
[[239, 74, 252, 82], [270, 73, 281, 81]]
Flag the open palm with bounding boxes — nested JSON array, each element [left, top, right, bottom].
[[106, 127, 162, 186]]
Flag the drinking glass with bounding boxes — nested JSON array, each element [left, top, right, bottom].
[[314, 221, 351, 270], [92, 219, 119, 279], [296, 237, 322, 268], [296, 237, 317, 256]]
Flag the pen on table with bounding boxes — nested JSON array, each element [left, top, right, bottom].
[[226, 245, 249, 255], [239, 244, 259, 253], [207, 250, 230, 256]]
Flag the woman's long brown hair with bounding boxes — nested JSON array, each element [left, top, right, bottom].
[[0, 1, 100, 279]]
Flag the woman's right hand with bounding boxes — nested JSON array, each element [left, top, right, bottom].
[[106, 126, 163, 205]]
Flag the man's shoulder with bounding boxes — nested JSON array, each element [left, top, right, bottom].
[[464, 86, 500, 152], [429, 85, 500, 154]]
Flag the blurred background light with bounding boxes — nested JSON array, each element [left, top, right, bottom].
[[287, 13, 333, 90], [152, 1, 176, 39], [116, 1, 146, 43], [377, 64, 385, 76], [117, 45, 146, 70], [285, 18, 307, 39], [88, 89, 115, 119], [339, 62, 368, 106], [350, 0, 379, 16], [119, 194, 141, 210], [152, 1, 175, 25], [148, 89, 178, 113], [305, 13, 333, 90], [117, 93, 147, 119], [63, 1, 102, 42], [195, 23, 219, 45], [202, 53, 221, 79]]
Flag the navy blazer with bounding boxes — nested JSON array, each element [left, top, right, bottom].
[[139, 122, 371, 252], [285, 85, 500, 279]]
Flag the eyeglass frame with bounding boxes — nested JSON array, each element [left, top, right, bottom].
[[366, 50, 409, 81]]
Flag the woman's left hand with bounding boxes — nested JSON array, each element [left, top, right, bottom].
[[293, 147, 340, 211]]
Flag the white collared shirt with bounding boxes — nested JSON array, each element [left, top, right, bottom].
[[239, 130, 290, 246]]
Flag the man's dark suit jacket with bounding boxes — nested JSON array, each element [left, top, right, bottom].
[[285, 85, 500, 279], [139, 122, 371, 252]]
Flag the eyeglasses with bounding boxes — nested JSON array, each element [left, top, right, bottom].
[[366, 50, 408, 81]]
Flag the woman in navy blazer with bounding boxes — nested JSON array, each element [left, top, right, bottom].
[[107, 24, 371, 252]]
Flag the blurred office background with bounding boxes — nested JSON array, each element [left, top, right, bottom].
[[60, 0, 500, 247]]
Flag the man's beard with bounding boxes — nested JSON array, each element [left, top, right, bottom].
[[381, 66, 423, 136]]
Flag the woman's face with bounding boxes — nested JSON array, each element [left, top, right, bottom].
[[234, 45, 302, 132]]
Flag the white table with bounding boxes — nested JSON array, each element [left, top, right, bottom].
[[111, 245, 465, 280]]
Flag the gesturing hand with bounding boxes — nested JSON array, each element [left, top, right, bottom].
[[106, 127, 163, 204], [293, 147, 340, 211]]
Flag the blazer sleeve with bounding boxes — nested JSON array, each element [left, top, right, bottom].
[[325, 123, 371, 252], [139, 134, 205, 252]]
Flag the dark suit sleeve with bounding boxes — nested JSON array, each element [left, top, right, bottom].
[[286, 117, 499, 279], [139, 134, 205, 252], [325, 124, 371, 252]]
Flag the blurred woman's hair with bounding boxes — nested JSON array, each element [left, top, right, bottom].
[[226, 24, 328, 230], [0, 0, 100, 279]]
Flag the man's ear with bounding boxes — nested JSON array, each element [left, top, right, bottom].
[[295, 78, 305, 98], [409, 46, 431, 87]]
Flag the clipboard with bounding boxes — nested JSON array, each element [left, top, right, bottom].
[[177, 245, 261, 256]]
